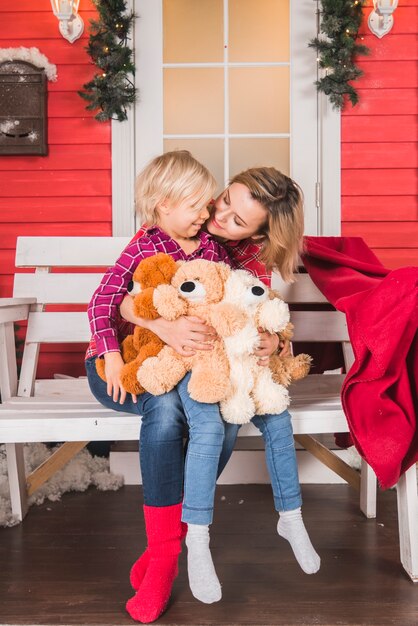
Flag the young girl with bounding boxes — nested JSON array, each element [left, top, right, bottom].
[[119, 167, 320, 621], [86, 150, 233, 619]]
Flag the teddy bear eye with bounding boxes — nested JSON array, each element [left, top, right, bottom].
[[127, 280, 142, 296], [178, 280, 207, 301], [251, 286, 265, 297]]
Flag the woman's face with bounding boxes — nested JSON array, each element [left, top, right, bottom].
[[207, 182, 268, 242]]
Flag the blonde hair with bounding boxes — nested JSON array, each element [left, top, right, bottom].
[[135, 150, 217, 224], [230, 167, 304, 282]]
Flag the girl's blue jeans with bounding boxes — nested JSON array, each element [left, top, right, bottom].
[[85, 357, 237, 507]]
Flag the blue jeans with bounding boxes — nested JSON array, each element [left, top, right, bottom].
[[174, 374, 302, 515], [176, 373, 226, 525], [252, 411, 302, 511], [85, 357, 238, 506]]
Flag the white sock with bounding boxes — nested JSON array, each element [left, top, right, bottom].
[[185, 523, 222, 603], [277, 507, 321, 574]]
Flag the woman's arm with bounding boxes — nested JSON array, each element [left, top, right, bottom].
[[120, 295, 217, 357]]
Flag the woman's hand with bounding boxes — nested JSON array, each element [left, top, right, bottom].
[[104, 351, 137, 404], [254, 331, 291, 366], [119, 294, 218, 357], [148, 316, 217, 357]]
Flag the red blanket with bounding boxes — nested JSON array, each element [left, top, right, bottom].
[[302, 237, 418, 489]]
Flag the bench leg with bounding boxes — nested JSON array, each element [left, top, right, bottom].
[[6, 443, 28, 521], [396, 464, 418, 582], [360, 459, 377, 518]]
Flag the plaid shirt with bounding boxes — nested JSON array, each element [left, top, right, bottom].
[[86, 226, 232, 359]]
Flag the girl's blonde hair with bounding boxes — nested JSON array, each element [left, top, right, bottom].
[[230, 167, 304, 282], [135, 150, 217, 224]]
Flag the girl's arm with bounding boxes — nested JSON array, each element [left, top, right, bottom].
[[88, 239, 152, 401], [119, 295, 217, 357]]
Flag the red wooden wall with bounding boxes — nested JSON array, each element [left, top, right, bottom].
[[0, 0, 111, 377], [341, 0, 418, 268]]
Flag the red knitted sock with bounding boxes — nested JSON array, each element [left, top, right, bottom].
[[129, 520, 188, 591], [126, 503, 183, 623]]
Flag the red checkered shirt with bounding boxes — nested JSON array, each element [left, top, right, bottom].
[[86, 226, 233, 359]]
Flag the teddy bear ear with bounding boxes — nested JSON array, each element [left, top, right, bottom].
[[215, 262, 231, 282]]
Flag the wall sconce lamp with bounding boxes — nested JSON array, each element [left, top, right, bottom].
[[50, 0, 84, 44], [368, 0, 398, 39]]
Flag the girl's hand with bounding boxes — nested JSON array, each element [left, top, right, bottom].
[[253, 332, 292, 366], [104, 352, 136, 404], [254, 329, 280, 366], [149, 316, 218, 357]]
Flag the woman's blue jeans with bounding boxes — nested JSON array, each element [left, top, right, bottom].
[[85, 357, 238, 507]]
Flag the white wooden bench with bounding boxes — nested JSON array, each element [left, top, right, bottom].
[[0, 236, 416, 582]]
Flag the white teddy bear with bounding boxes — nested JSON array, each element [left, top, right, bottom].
[[218, 269, 291, 424]]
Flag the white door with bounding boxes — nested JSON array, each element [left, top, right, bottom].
[[115, 0, 340, 237]]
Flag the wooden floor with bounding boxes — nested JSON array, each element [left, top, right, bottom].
[[1, 485, 417, 626]]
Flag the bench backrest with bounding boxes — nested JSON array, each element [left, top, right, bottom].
[[13, 236, 350, 395]]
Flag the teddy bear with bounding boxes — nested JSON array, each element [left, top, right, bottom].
[[137, 258, 311, 423], [95, 253, 178, 395], [216, 270, 311, 423], [137, 259, 247, 404]]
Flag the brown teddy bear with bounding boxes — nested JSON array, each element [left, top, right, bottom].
[[137, 259, 248, 404], [95, 253, 178, 395]]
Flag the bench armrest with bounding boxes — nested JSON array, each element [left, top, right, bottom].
[[0, 298, 36, 401], [0, 298, 36, 325]]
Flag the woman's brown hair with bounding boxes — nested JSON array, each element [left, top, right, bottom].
[[230, 167, 304, 282]]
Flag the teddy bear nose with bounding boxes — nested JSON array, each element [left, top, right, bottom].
[[127, 280, 134, 293], [180, 281, 196, 293], [251, 286, 265, 296]]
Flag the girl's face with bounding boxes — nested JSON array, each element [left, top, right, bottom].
[[158, 193, 211, 240], [207, 182, 268, 242]]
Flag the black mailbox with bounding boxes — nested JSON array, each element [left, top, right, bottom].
[[0, 60, 48, 156]]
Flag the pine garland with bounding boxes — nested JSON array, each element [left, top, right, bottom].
[[79, 0, 136, 122], [309, 0, 370, 110]]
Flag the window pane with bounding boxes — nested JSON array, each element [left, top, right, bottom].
[[163, 0, 223, 63], [164, 68, 224, 134], [229, 0, 289, 62], [229, 138, 290, 178], [229, 67, 289, 134], [164, 138, 224, 195]]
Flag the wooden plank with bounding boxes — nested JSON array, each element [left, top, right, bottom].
[[47, 65, 100, 93], [342, 169, 417, 196], [0, 11, 96, 39], [396, 464, 418, 582], [359, 35, 418, 61], [342, 222, 418, 248], [290, 311, 349, 342], [1, 224, 112, 249], [370, 248, 418, 268], [0, 412, 141, 443], [47, 92, 105, 118], [271, 273, 327, 303], [26, 312, 91, 343], [344, 88, 418, 116], [0, 171, 111, 198], [342, 115, 416, 142], [5, 443, 28, 521], [0, 145, 111, 171], [16, 237, 130, 267], [294, 435, 361, 491], [0, 197, 112, 221], [14, 273, 105, 304], [0, 0, 96, 11], [26, 441, 89, 497], [354, 61, 418, 89], [342, 196, 418, 221], [1, 39, 93, 64], [342, 143, 417, 170], [47, 118, 111, 145]]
